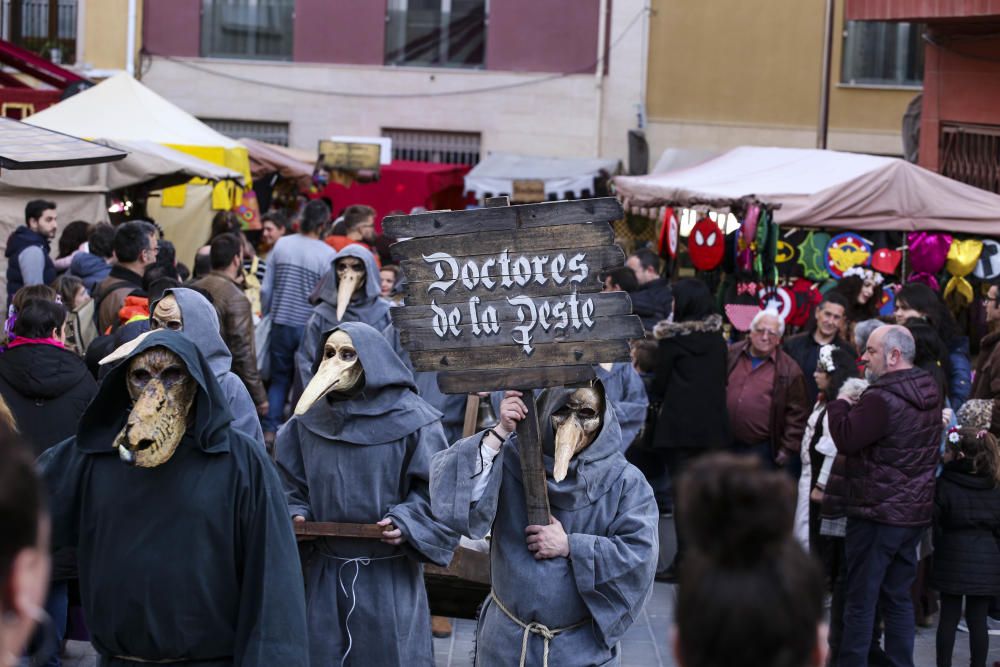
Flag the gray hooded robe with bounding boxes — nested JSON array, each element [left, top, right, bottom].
[[595, 362, 648, 450], [431, 383, 659, 666], [295, 245, 392, 387], [151, 288, 265, 447], [276, 321, 459, 666]]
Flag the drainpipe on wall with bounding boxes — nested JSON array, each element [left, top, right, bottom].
[[817, 0, 835, 149], [126, 0, 137, 77], [594, 0, 609, 158]]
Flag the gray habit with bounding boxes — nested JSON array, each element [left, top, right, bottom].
[[384, 323, 468, 443], [295, 245, 392, 387], [431, 383, 659, 666], [595, 362, 648, 450], [152, 288, 265, 448], [277, 321, 459, 667]]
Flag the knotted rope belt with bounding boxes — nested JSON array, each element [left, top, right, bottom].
[[489, 590, 589, 667]]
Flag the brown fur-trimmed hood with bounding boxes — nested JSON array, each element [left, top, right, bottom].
[[653, 314, 723, 340]]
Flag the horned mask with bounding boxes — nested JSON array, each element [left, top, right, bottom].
[[114, 347, 197, 468], [550, 386, 604, 483], [336, 257, 366, 320], [294, 330, 365, 415]]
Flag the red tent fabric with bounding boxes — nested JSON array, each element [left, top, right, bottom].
[[318, 160, 474, 233]]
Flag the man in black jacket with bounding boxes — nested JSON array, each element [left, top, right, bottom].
[[783, 291, 852, 405], [627, 248, 673, 332]]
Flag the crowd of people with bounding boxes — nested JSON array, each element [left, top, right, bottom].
[[2, 195, 1000, 667]]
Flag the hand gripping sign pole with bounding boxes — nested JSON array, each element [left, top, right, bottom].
[[384, 196, 640, 527]]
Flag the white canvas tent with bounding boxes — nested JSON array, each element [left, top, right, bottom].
[[465, 152, 620, 201], [614, 146, 1000, 235]]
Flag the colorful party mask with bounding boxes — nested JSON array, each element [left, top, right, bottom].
[[689, 217, 725, 271], [825, 233, 871, 279]]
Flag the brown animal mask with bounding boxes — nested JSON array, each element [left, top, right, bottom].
[[294, 330, 364, 415], [114, 347, 197, 468], [150, 294, 183, 331], [550, 386, 604, 482], [336, 257, 366, 320]]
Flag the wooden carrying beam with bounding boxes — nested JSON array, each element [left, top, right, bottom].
[[408, 339, 631, 373], [390, 222, 614, 261], [294, 521, 394, 540], [437, 365, 597, 394]]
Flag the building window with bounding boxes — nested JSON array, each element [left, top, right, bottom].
[[841, 20, 924, 87], [382, 128, 481, 165], [1, 0, 77, 64], [201, 118, 290, 146], [200, 0, 293, 61], [385, 0, 486, 68]]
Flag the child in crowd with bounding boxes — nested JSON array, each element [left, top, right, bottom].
[[933, 426, 1000, 667]]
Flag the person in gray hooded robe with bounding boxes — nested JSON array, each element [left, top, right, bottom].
[[431, 381, 658, 666], [295, 245, 392, 388], [111, 287, 265, 447], [595, 361, 648, 450], [276, 321, 459, 666]]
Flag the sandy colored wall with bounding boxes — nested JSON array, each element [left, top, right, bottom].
[[80, 0, 143, 71], [645, 0, 916, 155]]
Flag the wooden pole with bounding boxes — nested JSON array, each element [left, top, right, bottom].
[[462, 395, 480, 438], [481, 195, 552, 527]]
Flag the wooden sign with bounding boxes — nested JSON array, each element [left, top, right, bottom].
[[512, 179, 546, 203], [318, 139, 382, 172], [384, 197, 640, 394], [385, 197, 641, 527], [293, 521, 394, 540]]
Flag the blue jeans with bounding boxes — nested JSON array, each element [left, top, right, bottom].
[[839, 518, 923, 667], [263, 323, 304, 433]]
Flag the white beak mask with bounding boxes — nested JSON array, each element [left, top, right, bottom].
[[294, 330, 364, 415], [336, 257, 366, 320], [549, 386, 604, 483]]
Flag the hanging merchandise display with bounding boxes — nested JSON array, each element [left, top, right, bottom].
[[657, 207, 679, 259], [758, 285, 793, 322], [797, 231, 831, 281], [788, 277, 822, 329], [975, 239, 1000, 280], [871, 247, 902, 276], [943, 238, 984, 309], [908, 231, 953, 276], [724, 278, 761, 332], [825, 233, 872, 279], [754, 208, 778, 280], [879, 285, 896, 317], [689, 217, 725, 271]]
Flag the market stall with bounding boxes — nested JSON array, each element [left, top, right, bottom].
[[465, 151, 620, 202], [22, 73, 253, 264], [614, 146, 1000, 335]]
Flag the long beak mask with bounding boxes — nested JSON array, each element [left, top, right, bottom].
[[114, 347, 197, 468], [295, 330, 365, 415], [335, 257, 366, 321], [550, 386, 604, 483]]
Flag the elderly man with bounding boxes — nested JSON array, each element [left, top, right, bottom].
[[727, 309, 809, 468], [827, 325, 942, 667]]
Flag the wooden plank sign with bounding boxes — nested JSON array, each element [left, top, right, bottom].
[[383, 197, 640, 394]]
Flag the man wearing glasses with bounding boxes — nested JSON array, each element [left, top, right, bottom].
[[726, 309, 810, 469], [972, 282, 1000, 399], [93, 221, 159, 334]]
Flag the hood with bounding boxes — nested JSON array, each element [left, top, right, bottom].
[[653, 313, 722, 340], [70, 251, 110, 276], [298, 321, 441, 445], [150, 287, 232, 378], [871, 366, 941, 412], [313, 245, 382, 308], [942, 460, 996, 490], [76, 330, 233, 455], [503, 379, 628, 510], [0, 343, 89, 398], [5, 225, 49, 259]]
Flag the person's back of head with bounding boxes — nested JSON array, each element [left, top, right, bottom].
[[602, 267, 639, 293], [57, 221, 91, 259], [0, 432, 48, 661], [11, 285, 57, 314], [343, 205, 375, 232], [87, 223, 115, 260], [675, 453, 826, 667], [210, 233, 243, 272], [854, 318, 883, 353], [671, 278, 716, 323], [881, 324, 917, 369], [13, 300, 67, 339], [630, 338, 658, 374], [300, 200, 331, 236], [211, 210, 242, 240], [113, 221, 156, 265]]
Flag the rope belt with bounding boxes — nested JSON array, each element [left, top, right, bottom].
[[317, 548, 405, 667], [489, 590, 589, 667]]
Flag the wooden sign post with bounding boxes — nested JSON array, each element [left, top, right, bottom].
[[384, 197, 641, 526]]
